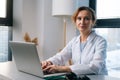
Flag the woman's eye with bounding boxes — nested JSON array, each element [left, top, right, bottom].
[[85, 17, 90, 20], [77, 17, 91, 21], [77, 17, 81, 20]]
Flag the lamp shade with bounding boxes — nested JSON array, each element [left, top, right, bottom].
[[52, 0, 74, 16]]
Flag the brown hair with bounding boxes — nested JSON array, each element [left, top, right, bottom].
[[72, 6, 96, 24]]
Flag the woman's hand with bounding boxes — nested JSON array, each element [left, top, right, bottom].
[[43, 65, 72, 73], [41, 61, 53, 69]]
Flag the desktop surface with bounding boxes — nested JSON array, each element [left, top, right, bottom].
[[0, 61, 120, 80]]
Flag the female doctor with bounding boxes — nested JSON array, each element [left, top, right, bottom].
[[42, 6, 108, 75]]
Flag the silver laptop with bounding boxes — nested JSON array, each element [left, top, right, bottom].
[[9, 41, 67, 78]]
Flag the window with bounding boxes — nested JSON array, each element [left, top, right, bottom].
[[0, 0, 6, 18], [0, 0, 13, 26], [0, 0, 13, 62], [0, 26, 8, 62], [97, 0, 120, 19], [89, 0, 120, 78]]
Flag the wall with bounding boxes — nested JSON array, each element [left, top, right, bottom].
[[13, 0, 89, 60], [36, 0, 64, 60]]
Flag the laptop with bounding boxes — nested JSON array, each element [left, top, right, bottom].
[[9, 41, 67, 79]]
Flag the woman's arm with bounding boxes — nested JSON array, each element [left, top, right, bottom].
[[46, 37, 77, 65]]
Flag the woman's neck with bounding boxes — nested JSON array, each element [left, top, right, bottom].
[[80, 30, 91, 42]]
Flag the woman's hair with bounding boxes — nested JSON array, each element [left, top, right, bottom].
[[72, 6, 96, 23]]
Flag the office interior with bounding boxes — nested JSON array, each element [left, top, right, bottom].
[[0, 0, 120, 79]]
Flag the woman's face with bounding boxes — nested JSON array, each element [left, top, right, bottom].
[[76, 10, 94, 33]]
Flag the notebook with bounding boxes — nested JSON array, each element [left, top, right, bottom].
[[9, 41, 67, 78]]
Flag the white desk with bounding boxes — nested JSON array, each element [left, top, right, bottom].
[[0, 61, 44, 80], [0, 61, 120, 80]]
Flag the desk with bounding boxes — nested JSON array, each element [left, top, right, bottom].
[[0, 61, 120, 80], [0, 61, 44, 80]]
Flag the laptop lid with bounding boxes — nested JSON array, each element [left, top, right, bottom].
[[9, 41, 44, 78]]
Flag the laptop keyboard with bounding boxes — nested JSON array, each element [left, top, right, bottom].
[[43, 70, 67, 78], [43, 71, 53, 75]]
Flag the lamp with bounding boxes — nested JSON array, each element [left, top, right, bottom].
[[52, 0, 74, 46], [52, 0, 74, 65]]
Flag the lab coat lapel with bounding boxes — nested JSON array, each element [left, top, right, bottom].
[[81, 31, 97, 62], [72, 36, 82, 64]]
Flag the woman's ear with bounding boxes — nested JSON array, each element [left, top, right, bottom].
[[93, 20, 96, 26], [91, 21, 96, 27]]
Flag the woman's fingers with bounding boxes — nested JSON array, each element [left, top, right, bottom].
[[42, 61, 53, 69], [42, 63, 71, 73], [43, 65, 58, 73], [41, 61, 48, 69]]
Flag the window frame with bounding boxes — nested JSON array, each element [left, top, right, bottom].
[[0, 0, 13, 26], [89, 0, 120, 28]]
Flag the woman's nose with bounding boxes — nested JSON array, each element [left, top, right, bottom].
[[80, 19, 85, 25]]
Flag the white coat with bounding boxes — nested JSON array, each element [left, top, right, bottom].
[[47, 31, 108, 75]]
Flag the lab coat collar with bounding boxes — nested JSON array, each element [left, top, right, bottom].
[[74, 30, 97, 48], [87, 30, 96, 43]]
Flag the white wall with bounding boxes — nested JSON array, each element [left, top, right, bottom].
[[37, 0, 64, 60], [13, 0, 89, 60]]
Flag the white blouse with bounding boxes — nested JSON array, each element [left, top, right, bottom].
[[47, 31, 108, 76]]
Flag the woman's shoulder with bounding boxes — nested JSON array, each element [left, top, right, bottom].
[[88, 30, 107, 45], [91, 30, 105, 40], [95, 33, 106, 41], [93, 32, 107, 44]]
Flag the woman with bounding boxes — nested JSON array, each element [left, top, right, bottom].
[[42, 6, 108, 76]]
